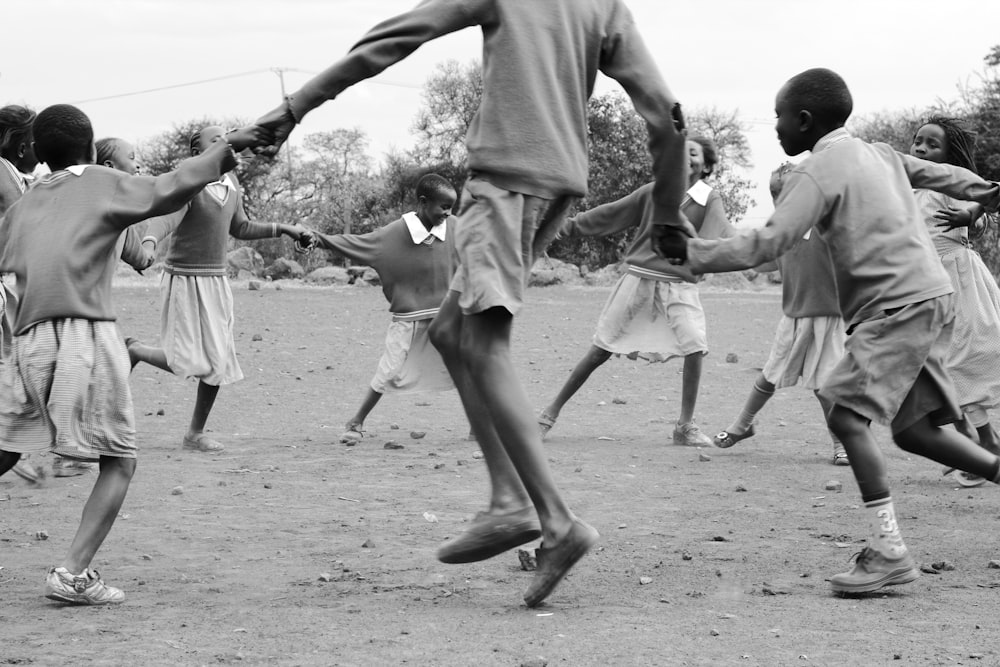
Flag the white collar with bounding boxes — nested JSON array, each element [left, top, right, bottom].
[[686, 179, 712, 206], [403, 211, 447, 244], [0, 157, 27, 193], [66, 165, 90, 176], [813, 127, 851, 153]]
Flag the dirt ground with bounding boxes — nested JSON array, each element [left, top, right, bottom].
[[2, 279, 999, 667]]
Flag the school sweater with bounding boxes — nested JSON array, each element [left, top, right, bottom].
[[773, 231, 841, 318], [685, 128, 1000, 327], [0, 144, 231, 335], [288, 0, 686, 223], [561, 180, 732, 283], [143, 173, 277, 276], [0, 157, 28, 216], [314, 213, 458, 321]]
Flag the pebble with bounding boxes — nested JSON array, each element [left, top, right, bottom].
[[318, 572, 333, 582], [410, 431, 426, 439], [520, 659, 547, 667], [361, 539, 376, 548], [274, 283, 283, 291], [390, 423, 400, 430], [156, 408, 165, 416], [699, 452, 711, 462], [735, 484, 747, 492], [251, 333, 263, 342], [823, 480, 843, 491], [248, 281, 261, 291], [681, 552, 693, 561], [612, 397, 627, 404], [35, 530, 48, 541], [141, 554, 152, 561], [987, 560, 1000, 569], [171, 486, 184, 495], [383, 441, 404, 450], [263, 482, 272, 489], [710, 629, 720, 636], [931, 560, 956, 571], [725, 353, 739, 363], [517, 549, 537, 571], [472, 451, 483, 459], [639, 576, 653, 585]]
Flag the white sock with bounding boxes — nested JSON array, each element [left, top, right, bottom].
[[864, 497, 907, 558]]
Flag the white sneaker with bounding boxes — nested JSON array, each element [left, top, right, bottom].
[[44, 567, 125, 605], [673, 421, 713, 447]]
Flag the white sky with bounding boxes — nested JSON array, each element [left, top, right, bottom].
[[2, 0, 997, 225]]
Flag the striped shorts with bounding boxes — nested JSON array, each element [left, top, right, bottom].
[[0, 318, 136, 460]]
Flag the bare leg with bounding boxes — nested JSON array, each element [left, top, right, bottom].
[[678, 352, 704, 424], [62, 456, 136, 573], [189, 381, 219, 435], [816, 392, 848, 464], [346, 388, 383, 430], [827, 405, 888, 499], [894, 415, 1000, 479], [0, 450, 21, 476], [126, 342, 171, 373], [541, 345, 612, 421]]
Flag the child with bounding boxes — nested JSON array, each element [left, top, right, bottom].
[[658, 68, 1000, 595], [306, 173, 460, 443], [712, 162, 849, 466], [0, 103, 253, 604], [538, 136, 732, 447], [253, 0, 691, 607], [908, 117, 1000, 486], [0, 104, 44, 484], [126, 125, 309, 453]]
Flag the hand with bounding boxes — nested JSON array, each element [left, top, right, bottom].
[[253, 100, 297, 157], [652, 225, 689, 264], [289, 226, 316, 253], [139, 247, 156, 271], [225, 125, 275, 154], [769, 162, 794, 202], [933, 206, 973, 231]]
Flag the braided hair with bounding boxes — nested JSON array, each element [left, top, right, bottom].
[[919, 116, 977, 173]]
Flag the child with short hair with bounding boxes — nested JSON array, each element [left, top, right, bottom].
[[306, 173, 461, 443], [538, 136, 732, 447], [908, 116, 1000, 486], [659, 68, 1000, 595], [711, 162, 849, 466], [0, 103, 254, 604], [126, 125, 309, 453], [253, 0, 691, 606]]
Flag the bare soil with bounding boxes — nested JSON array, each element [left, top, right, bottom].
[[2, 281, 998, 667]]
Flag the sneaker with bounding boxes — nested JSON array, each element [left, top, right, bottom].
[[11, 456, 46, 485], [673, 421, 713, 447], [44, 567, 125, 605], [832, 444, 850, 466], [52, 457, 97, 478], [954, 471, 987, 488], [829, 547, 919, 594]]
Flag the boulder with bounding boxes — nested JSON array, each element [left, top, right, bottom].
[[305, 266, 352, 285], [346, 265, 380, 286], [227, 246, 264, 278], [528, 256, 582, 287], [584, 263, 625, 287], [263, 257, 305, 280]]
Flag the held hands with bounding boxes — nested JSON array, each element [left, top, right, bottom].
[[224, 125, 275, 154], [282, 224, 317, 253], [253, 99, 298, 158], [651, 225, 690, 264]]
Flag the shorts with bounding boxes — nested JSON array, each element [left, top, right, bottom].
[[762, 315, 846, 390], [593, 274, 707, 362], [160, 273, 244, 386], [370, 319, 454, 394], [0, 318, 136, 460], [819, 295, 962, 434], [449, 175, 573, 316]]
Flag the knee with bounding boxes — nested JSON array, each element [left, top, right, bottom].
[[826, 406, 865, 443], [587, 347, 612, 366], [100, 456, 137, 480], [428, 316, 459, 357]]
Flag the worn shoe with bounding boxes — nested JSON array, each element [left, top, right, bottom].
[[833, 443, 850, 466], [44, 567, 125, 605], [538, 411, 557, 441], [11, 456, 46, 485], [954, 471, 987, 488], [182, 433, 225, 452], [340, 423, 363, 445], [713, 423, 756, 449], [829, 547, 919, 595], [673, 421, 713, 447], [52, 457, 97, 478], [523, 519, 600, 608], [437, 507, 541, 564]]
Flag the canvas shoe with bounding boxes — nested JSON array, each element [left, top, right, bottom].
[[11, 456, 45, 485], [52, 457, 97, 478], [44, 567, 125, 605], [673, 421, 713, 447], [829, 547, 919, 595]]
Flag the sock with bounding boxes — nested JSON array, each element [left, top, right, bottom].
[[864, 497, 907, 558], [732, 379, 774, 431]]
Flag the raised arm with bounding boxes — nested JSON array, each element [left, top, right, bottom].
[[561, 185, 651, 239], [312, 229, 383, 268], [897, 149, 1000, 210]]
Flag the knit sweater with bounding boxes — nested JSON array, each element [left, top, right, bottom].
[[314, 214, 458, 320], [143, 173, 278, 276], [686, 129, 1000, 326], [561, 180, 732, 282], [289, 0, 685, 224], [0, 144, 231, 335]]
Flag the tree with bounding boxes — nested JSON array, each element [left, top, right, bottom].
[[411, 59, 482, 165], [687, 106, 755, 223]]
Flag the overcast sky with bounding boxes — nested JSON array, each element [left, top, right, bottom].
[[3, 0, 997, 224]]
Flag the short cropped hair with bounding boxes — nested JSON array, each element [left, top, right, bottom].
[[0, 104, 36, 158], [33, 104, 93, 167], [95, 137, 123, 166], [783, 68, 853, 126], [689, 135, 718, 177], [416, 173, 456, 200], [919, 116, 977, 173]]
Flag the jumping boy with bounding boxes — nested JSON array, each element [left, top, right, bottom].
[[0, 104, 255, 604], [126, 125, 309, 453], [658, 68, 1000, 595], [253, 0, 691, 606], [307, 173, 460, 443]]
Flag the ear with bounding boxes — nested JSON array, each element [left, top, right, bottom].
[[798, 110, 814, 133], [16, 141, 28, 159]]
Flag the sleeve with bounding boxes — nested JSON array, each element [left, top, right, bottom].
[[562, 185, 650, 238], [228, 186, 279, 240], [289, 0, 487, 120], [118, 227, 146, 270], [896, 149, 1000, 211], [142, 207, 185, 245], [686, 171, 826, 275], [598, 6, 688, 234], [313, 229, 383, 268], [107, 141, 231, 230], [696, 189, 735, 240]]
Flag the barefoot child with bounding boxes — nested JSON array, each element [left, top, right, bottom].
[[307, 173, 461, 443], [538, 136, 732, 447], [0, 104, 251, 604], [126, 125, 309, 453], [659, 68, 1000, 595], [253, 0, 691, 606], [712, 162, 849, 466], [908, 117, 1000, 486]]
